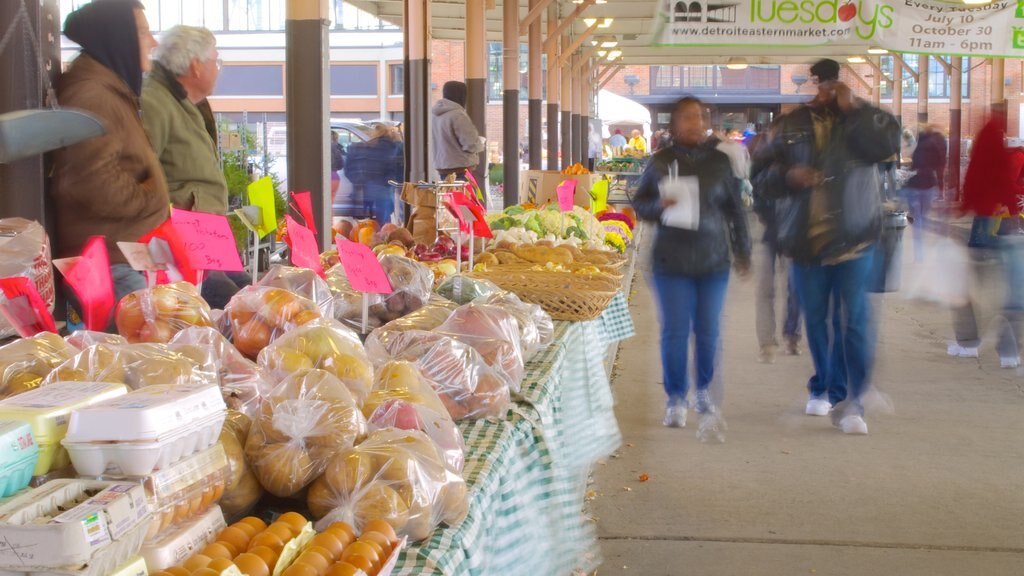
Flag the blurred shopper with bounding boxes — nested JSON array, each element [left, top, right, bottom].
[[142, 24, 248, 309], [902, 125, 947, 262], [330, 130, 345, 199], [345, 124, 404, 224], [949, 113, 1024, 368], [633, 96, 751, 434], [609, 129, 627, 149], [628, 129, 648, 154], [432, 81, 484, 180], [751, 120, 802, 363], [758, 59, 899, 434], [53, 0, 167, 308]]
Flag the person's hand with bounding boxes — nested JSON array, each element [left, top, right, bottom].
[[833, 81, 858, 113], [661, 198, 677, 208], [734, 258, 752, 279], [787, 165, 820, 188]]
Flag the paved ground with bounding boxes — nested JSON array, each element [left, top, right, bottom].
[[592, 223, 1024, 575]]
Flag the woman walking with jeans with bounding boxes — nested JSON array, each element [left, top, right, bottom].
[[633, 96, 751, 436]]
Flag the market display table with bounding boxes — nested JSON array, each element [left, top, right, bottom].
[[393, 293, 634, 575]]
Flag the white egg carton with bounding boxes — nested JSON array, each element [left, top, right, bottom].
[[140, 505, 225, 572], [0, 479, 150, 573], [0, 522, 150, 576], [62, 385, 226, 477]]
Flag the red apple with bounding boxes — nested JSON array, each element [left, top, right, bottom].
[[838, 2, 856, 22]]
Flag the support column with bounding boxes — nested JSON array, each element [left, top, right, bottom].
[[892, 57, 903, 131], [0, 0, 59, 224], [949, 56, 962, 201], [527, 0, 542, 170], [546, 3, 559, 171], [502, 0, 520, 208], [286, 0, 330, 243], [917, 55, 928, 127], [466, 0, 487, 190], [560, 35, 572, 171], [570, 53, 581, 164], [992, 57, 1006, 121], [404, 0, 431, 182], [578, 58, 590, 167], [870, 56, 881, 107]]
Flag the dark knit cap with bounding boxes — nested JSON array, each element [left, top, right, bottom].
[[810, 58, 840, 83], [442, 81, 467, 107], [64, 0, 145, 97]]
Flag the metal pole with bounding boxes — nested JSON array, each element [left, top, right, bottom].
[[546, 2, 559, 171], [502, 0, 520, 208]]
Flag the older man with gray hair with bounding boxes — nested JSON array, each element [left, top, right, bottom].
[[142, 25, 248, 308], [142, 24, 226, 215]]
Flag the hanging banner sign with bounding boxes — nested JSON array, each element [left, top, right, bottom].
[[653, 1, 1022, 58]]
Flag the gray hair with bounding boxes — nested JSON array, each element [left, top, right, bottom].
[[153, 25, 216, 76]]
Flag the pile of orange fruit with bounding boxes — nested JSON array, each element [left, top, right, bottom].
[[150, 512, 400, 576], [560, 163, 590, 175]]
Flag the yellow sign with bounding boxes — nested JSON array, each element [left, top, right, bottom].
[[247, 177, 278, 239], [590, 179, 609, 214]]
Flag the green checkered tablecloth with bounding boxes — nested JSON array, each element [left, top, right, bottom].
[[392, 292, 632, 576]]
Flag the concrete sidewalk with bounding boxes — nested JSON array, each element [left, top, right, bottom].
[[591, 225, 1024, 575]]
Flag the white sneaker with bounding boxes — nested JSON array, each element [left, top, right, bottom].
[[839, 415, 869, 435], [663, 404, 687, 428], [805, 398, 832, 416], [947, 343, 979, 358], [1000, 356, 1021, 369]]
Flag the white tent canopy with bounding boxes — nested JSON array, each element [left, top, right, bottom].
[[597, 89, 651, 140]]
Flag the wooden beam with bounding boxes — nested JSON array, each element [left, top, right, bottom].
[[558, 23, 599, 67], [893, 54, 919, 82], [864, 57, 891, 84], [520, 0, 556, 30], [841, 63, 872, 93], [598, 64, 624, 90], [932, 55, 952, 75], [572, 45, 601, 72], [543, 0, 596, 52]]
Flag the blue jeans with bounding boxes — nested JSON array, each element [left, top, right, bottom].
[[794, 251, 875, 414], [365, 183, 395, 224], [651, 270, 730, 405]]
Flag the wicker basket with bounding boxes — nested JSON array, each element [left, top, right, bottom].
[[467, 270, 619, 321], [484, 262, 624, 279]]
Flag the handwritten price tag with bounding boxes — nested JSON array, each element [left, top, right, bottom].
[[170, 209, 244, 272], [139, 220, 199, 284], [54, 236, 114, 331], [284, 215, 325, 278], [247, 177, 278, 239], [556, 180, 577, 212], [336, 238, 393, 294], [0, 277, 57, 337], [290, 191, 317, 236]]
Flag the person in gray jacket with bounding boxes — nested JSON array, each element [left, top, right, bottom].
[[431, 81, 485, 180]]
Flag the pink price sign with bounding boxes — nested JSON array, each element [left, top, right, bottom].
[[556, 179, 577, 212], [290, 191, 317, 236], [336, 238, 393, 294], [170, 209, 244, 272], [57, 236, 114, 331], [0, 276, 57, 337], [284, 215, 325, 278]]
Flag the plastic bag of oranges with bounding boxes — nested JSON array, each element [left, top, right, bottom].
[[170, 326, 272, 419], [257, 318, 373, 405], [115, 282, 214, 344], [220, 285, 322, 359], [256, 265, 336, 319], [307, 428, 468, 543], [245, 369, 367, 498]]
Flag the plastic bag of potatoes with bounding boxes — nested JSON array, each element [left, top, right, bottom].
[[170, 326, 272, 420], [434, 302, 525, 392], [257, 318, 373, 405], [364, 329, 510, 421], [0, 332, 77, 398], [363, 361, 465, 472], [43, 341, 216, 389], [326, 255, 433, 332], [475, 291, 554, 360], [245, 369, 367, 498], [220, 285, 323, 359], [218, 410, 263, 519], [115, 282, 215, 343], [307, 428, 469, 542]]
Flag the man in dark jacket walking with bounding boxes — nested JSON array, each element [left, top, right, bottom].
[[756, 59, 899, 435], [902, 125, 947, 262]]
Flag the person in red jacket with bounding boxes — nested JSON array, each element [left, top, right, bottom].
[[950, 113, 1024, 367]]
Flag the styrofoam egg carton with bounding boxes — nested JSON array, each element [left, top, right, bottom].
[[0, 522, 150, 576], [0, 421, 38, 498], [0, 479, 150, 571], [140, 505, 225, 572], [62, 384, 226, 477]]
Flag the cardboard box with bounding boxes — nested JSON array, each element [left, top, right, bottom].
[[520, 170, 604, 209]]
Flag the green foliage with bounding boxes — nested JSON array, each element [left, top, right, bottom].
[[219, 122, 287, 252], [488, 162, 503, 186]]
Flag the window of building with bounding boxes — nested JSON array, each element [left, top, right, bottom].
[[330, 64, 377, 96], [879, 55, 969, 99], [331, 0, 399, 30], [649, 65, 780, 94], [487, 43, 547, 102], [389, 64, 404, 96], [215, 65, 283, 96]]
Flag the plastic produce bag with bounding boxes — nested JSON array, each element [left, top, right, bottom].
[[220, 285, 323, 359], [477, 291, 554, 360], [218, 410, 263, 519], [436, 274, 501, 305], [0, 332, 77, 398], [326, 255, 433, 332], [307, 428, 469, 542], [258, 318, 373, 404], [170, 326, 271, 419], [115, 282, 214, 343], [245, 369, 367, 497], [365, 329, 510, 420], [64, 331, 127, 350], [0, 218, 55, 340], [363, 361, 464, 472], [43, 342, 216, 390], [375, 297, 457, 333], [434, 302, 525, 391], [257, 264, 335, 318]]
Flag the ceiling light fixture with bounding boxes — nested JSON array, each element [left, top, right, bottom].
[[583, 17, 614, 28], [867, 47, 888, 54], [606, 49, 623, 61], [847, 56, 867, 63], [725, 57, 748, 70]]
